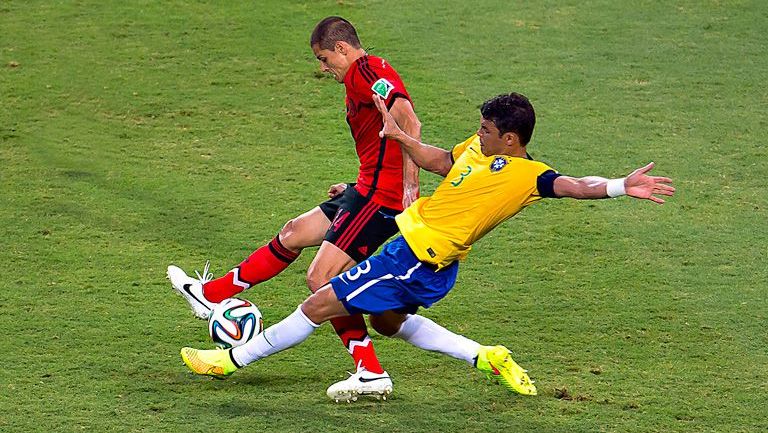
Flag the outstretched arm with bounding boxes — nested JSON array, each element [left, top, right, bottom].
[[373, 94, 453, 177], [388, 98, 421, 207], [553, 162, 675, 204]]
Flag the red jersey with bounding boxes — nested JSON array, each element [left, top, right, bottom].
[[343, 55, 412, 211]]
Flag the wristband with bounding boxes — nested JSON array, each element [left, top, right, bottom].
[[606, 178, 626, 198]]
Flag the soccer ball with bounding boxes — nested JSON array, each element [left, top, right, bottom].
[[208, 297, 263, 349]]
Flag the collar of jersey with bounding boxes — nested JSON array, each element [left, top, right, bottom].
[[343, 55, 368, 85]]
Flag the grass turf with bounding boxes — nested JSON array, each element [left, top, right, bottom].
[[1, 1, 766, 432]]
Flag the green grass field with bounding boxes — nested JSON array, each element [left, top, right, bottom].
[[2, 1, 767, 432]]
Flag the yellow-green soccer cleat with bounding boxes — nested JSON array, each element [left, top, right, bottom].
[[476, 345, 537, 396], [180, 347, 238, 379]]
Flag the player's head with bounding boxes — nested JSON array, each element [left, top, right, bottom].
[[311, 16, 362, 50], [310, 16, 365, 83], [477, 93, 536, 156]]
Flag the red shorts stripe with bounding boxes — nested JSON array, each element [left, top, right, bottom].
[[336, 201, 380, 251], [336, 200, 379, 251]]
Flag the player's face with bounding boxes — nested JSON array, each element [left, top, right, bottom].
[[312, 44, 350, 83], [477, 118, 507, 156]]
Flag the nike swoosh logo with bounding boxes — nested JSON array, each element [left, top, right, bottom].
[[183, 284, 209, 307], [377, 211, 396, 219], [359, 377, 389, 383]]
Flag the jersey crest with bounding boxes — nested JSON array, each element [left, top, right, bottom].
[[490, 156, 507, 172]]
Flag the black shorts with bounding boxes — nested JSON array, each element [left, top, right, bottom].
[[319, 185, 400, 263]]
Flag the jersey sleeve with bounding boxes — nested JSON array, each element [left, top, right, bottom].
[[355, 57, 411, 108], [450, 135, 477, 163], [536, 169, 562, 198]]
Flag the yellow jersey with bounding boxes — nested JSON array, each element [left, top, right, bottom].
[[396, 134, 558, 269]]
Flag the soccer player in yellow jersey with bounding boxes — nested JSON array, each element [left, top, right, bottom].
[[180, 92, 675, 400]]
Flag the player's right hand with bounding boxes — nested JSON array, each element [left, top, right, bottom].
[[402, 183, 419, 208], [373, 94, 404, 140], [327, 183, 348, 198]]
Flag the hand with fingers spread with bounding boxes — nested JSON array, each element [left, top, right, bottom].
[[625, 162, 676, 204], [373, 94, 406, 141]]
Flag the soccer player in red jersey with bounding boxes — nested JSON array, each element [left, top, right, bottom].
[[168, 16, 420, 399]]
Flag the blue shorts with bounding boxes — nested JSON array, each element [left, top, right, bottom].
[[330, 236, 459, 315]]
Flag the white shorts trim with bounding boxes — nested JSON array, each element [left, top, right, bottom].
[[345, 262, 422, 302]]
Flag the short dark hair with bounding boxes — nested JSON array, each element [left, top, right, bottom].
[[310, 16, 362, 50], [480, 93, 536, 145]]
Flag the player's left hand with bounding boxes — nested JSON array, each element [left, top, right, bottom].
[[327, 183, 347, 198], [625, 162, 675, 204]]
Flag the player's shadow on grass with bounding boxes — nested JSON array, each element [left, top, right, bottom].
[[215, 391, 393, 419], [235, 369, 326, 387], [175, 368, 327, 389]]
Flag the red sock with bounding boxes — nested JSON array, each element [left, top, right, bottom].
[[330, 315, 384, 374], [203, 236, 299, 303]]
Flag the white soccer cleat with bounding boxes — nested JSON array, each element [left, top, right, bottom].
[[326, 365, 393, 403], [167, 261, 217, 320]]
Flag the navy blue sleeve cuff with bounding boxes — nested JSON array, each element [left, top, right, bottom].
[[537, 170, 562, 198]]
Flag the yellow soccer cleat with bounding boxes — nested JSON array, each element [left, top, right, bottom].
[[180, 347, 238, 379], [476, 345, 537, 396]]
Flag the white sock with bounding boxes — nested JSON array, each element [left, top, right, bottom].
[[231, 306, 320, 367], [392, 314, 481, 365]]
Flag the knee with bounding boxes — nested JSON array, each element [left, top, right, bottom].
[[305, 267, 333, 293], [300, 287, 341, 324], [369, 315, 401, 337], [307, 268, 329, 293], [278, 218, 299, 247]]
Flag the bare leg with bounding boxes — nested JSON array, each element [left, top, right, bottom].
[[202, 207, 330, 302], [306, 241, 385, 374]]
